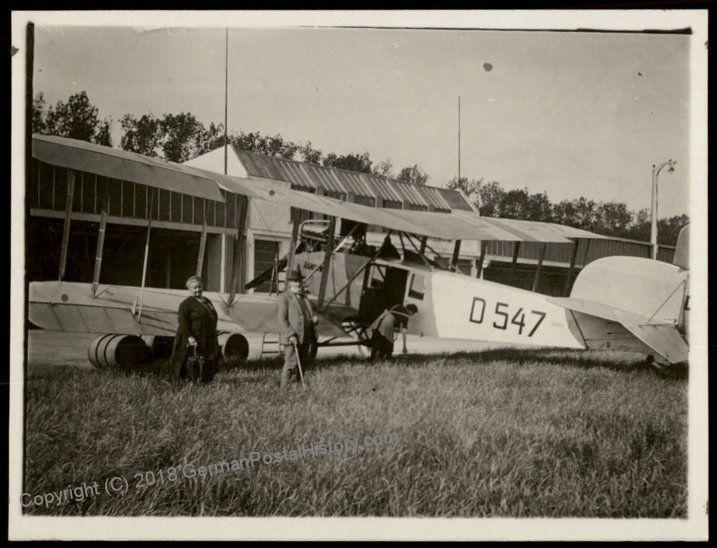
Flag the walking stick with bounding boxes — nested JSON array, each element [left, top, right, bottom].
[[292, 340, 307, 390]]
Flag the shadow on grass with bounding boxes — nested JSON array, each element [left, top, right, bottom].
[[86, 345, 687, 384], [389, 347, 688, 380]]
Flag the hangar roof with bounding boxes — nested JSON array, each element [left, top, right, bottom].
[[234, 149, 473, 211]]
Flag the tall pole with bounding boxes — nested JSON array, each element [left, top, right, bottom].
[[223, 28, 229, 175], [651, 159, 676, 260], [650, 164, 657, 259], [457, 95, 461, 181]]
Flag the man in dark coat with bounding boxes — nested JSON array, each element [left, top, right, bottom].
[[278, 268, 319, 388], [171, 275, 220, 383], [368, 303, 418, 361]]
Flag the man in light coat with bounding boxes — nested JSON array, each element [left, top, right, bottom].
[[278, 268, 319, 388]]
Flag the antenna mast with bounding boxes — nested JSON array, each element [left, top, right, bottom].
[[224, 28, 229, 175], [458, 95, 461, 181]]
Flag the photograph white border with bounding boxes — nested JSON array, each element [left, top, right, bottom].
[[9, 9, 708, 541]]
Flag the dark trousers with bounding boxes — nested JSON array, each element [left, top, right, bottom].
[[281, 341, 312, 388], [370, 332, 394, 361]]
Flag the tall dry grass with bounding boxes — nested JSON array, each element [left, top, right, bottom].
[[23, 349, 687, 517]]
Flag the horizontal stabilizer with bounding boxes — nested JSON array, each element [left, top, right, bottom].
[[622, 322, 688, 365]]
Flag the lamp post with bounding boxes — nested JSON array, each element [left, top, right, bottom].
[[650, 159, 676, 259]]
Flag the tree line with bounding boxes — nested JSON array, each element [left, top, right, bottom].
[[32, 91, 430, 184], [32, 91, 688, 245], [446, 177, 688, 246]]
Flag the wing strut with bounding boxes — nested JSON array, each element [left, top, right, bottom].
[[563, 240, 579, 296], [402, 232, 436, 269], [475, 241, 487, 278], [57, 170, 76, 282], [532, 242, 546, 292], [451, 240, 462, 269], [91, 209, 107, 298], [285, 216, 301, 278], [510, 241, 521, 283], [317, 216, 337, 309], [136, 187, 155, 320], [196, 220, 207, 277]]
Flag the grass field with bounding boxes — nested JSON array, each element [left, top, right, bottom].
[[23, 348, 687, 517]]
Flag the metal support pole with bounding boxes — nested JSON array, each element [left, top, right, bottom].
[[564, 240, 579, 296], [403, 233, 433, 268], [317, 216, 336, 309], [58, 170, 76, 281], [91, 209, 107, 297], [476, 241, 487, 278], [397, 232, 407, 258], [419, 236, 427, 255], [650, 164, 657, 260], [532, 242, 546, 293], [509, 241, 521, 284], [227, 197, 248, 306]]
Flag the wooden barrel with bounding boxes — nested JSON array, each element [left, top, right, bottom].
[[217, 332, 249, 365], [141, 335, 175, 361], [87, 334, 151, 369]]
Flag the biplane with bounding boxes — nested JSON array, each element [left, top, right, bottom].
[[27, 138, 689, 369]]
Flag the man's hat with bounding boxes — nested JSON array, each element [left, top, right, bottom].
[[287, 268, 304, 282]]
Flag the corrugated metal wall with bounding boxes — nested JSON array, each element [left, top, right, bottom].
[[486, 238, 676, 266]]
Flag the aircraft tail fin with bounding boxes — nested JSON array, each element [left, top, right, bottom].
[[568, 255, 687, 325], [548, 253, 689, 364]]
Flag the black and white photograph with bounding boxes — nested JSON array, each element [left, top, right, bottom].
[[9, 10, 708, 541]]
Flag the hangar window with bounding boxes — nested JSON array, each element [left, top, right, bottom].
[[408, 273, 425, 300], [382, 199, 402, 210], [135, 184, 147, 218], [193, 197, 205, 225], [122, 181, 135, 217], [216, 195, 226, 227], [226, 193, 236, 228], [38, 161, 54, 209], [97, 177, 109, 214], [253, 239, 281, 293], [53, 167, 67, 211], [81, 173, 95, 214], [353, 195, 375, 207], [204, 198, 215, 226], [159, 189, 171, 221], [170, 191, 182, 223], [182, 192, 192, 224], [71, 171, 82, 213], [108, 178, 122, 217]]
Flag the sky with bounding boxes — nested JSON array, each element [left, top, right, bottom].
[[33, 25, 691, 217]]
